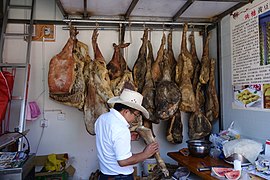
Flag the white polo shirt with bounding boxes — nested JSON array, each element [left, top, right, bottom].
[[95, 108, 134, 175]]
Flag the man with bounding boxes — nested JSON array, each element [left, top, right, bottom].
[[95, 88, 159, 180]]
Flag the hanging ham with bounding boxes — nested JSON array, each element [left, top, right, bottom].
[[166, 109, 183, 144], [188, 82, 211, 140], [84, 59, 109, 135], [155, 49, 181, 120], [92, 29, 114, 103], [199, 32, 211, 84], [109, 42, 136, 96], [133, 29, 148, 93], [179, 23, 196, 112], [205, 58, 219, 122], [112, 70, 137, 96], [167, 30, 177, 81], [189, 30, 200, 81], [49, 27, 88, 110], [48, 26, 77, 94], [142, 40, 158, 124], [152, 33, 166, 83], [107, 43, 130, 80]]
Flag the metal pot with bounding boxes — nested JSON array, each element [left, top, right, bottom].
[[186, 140, 212, 158]]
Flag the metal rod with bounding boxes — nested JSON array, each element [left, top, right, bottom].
[[0, 63, 28, 68], [18, 0, 35, 151], [9, 5, 32, 9], [63, 19, 212, 26], [0, 0, 10, 63], [62, 26, 204, 32], [217, 21, 223, 131]]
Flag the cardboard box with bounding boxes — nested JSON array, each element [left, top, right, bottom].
[[34, 153, 75, 180]]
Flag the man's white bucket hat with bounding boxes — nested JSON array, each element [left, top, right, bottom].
[[107, 88, 149, 119]]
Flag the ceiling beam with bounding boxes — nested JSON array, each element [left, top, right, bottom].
[[124, 0, 139, 20], [83, 0, 88, 19], [173, 0, 194, 22], [212, 1, 251, 23], [194, 0, 249, 2], [55, 0, 68, 18]]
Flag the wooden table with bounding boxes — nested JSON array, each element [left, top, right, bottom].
[[167, 151, 232, 180]]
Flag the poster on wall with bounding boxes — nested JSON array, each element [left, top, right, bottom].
[[231, 0, 270, 110]]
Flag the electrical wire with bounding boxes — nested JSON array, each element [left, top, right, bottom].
[[35, 125, 45, 154], [35, 37, 47, 154], [2, 131, 30, 155]]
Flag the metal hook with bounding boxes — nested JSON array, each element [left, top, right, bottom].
[[95, 20, 99, 29], [149, 29, 152, 42], [163, 23, 165, 33], [129, 22, 132, 44]]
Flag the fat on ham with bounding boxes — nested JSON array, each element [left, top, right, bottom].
[[48, 27, 88, 110], [48, 26, 77, 94]]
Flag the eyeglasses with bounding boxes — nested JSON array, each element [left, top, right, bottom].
[[129, 110, 141, 118]]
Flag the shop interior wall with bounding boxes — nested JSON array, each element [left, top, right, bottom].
[[3, 0, 220, 179], [221, 14, 270, 144]]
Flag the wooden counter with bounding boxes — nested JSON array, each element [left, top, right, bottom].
[[167, 151, 232, 180]]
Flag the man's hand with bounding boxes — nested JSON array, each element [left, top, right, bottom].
[[143, 142, 159, 158]]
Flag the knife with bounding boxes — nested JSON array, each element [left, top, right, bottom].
[[197, 166, 231, 172]]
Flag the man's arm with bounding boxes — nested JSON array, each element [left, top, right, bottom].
[[118, 142, 159, 167]]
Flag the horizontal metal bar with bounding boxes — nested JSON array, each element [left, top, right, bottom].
[[0, 63, 28, 68], [63, 19, 212, 26], [62, 25, 206, 32], [12, 96, 23, 100], [5, 33, 29, 36], [9, 5, 32, 9]]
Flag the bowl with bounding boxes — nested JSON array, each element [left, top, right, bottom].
[[186, 140, 212, 158], [224, 153, 251, 166]]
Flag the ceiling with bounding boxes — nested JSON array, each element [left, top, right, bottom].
[[56, 0, 252, 26]]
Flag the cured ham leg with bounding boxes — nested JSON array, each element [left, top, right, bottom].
[[49, 27, 87, 110], [107, 43, 130, 80], [155, 50, 181, 120], [167, 30, 177, 81], [133, 29, 148, 93], [166, 109, 183, 144], [188, 82, 212, 140], [48, 26, 77, 94], [199, 32, 211, 84], [84, 60, 109, 135], [112, 70, 137, 96], [92, 29, 114, 104], [152, 33, 166, 83], [179, 23, 196, 112], [142, 40, 158, 123], [135, 117, 169, 178], [205, 59, 219, 122]]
